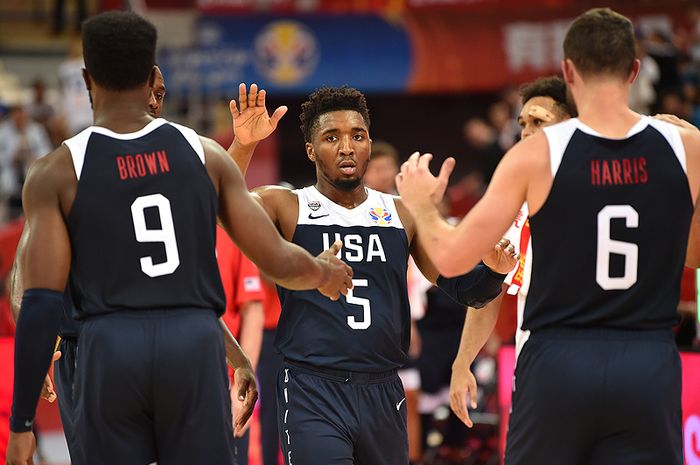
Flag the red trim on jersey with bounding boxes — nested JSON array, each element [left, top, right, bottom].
[[510, 219, 530, 291]]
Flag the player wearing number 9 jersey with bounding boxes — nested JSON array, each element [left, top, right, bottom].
[[226, 84, 519, 465], [6, 11, 354, 465], [396, 8, 700, 465]]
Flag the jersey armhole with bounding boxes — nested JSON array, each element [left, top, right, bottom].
[[63, 128, 94, 180], [169, 122, 205, 164]]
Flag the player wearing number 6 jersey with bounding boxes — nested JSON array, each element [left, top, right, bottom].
[[6, 12, 353, 465], [226, 84, 518, 465], [397, 8, 700, 465]]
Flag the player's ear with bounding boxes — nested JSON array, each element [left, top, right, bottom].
[[147, 66, 157, 88], [306, 143, 315, 163], [561, 59, 575, 84], [628, 59, 641, 85]]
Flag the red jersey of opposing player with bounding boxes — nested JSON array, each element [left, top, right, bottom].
[[215, 226, 264, 342]]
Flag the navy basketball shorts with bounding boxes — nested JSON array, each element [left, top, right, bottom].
[[277, 360, 408, 465], [72, 309, 234, 465], [505, 328, 682, 465], [54, 336, 80, 464]]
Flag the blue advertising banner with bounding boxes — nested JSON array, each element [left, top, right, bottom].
[[158, 15, 412, 95]]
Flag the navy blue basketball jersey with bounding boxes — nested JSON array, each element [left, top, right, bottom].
[[63, 119, 225, 318], [276, 186, 410, 372], [524, 117, 693, 331]]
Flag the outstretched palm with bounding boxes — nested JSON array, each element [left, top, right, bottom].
[[230, 83, 288, 146]]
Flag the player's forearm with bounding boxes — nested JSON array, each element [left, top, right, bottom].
[[411, 203, 469, 277], [238, 302, 264, 371], [219, 318, 253, 371], [11, 289, 64, 432], [452, 294, 502, 369], [227, 139, 258, 176], [266, 243, 327, 291]]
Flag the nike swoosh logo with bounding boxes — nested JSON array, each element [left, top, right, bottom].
[[396, 398, 406, 411], [308, 213, 330, 219]]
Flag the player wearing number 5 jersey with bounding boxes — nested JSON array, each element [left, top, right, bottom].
[[226, 84, 519, 465], [6, 12, 353, 465], [397, 8, 700, 465]]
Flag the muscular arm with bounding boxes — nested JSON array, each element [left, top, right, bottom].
[[9, 226, 29, 321], [204, 137, 350, 294], [397, 136, 545, 277], [9, 150, 71, 433], [399, 200, 513, 307]]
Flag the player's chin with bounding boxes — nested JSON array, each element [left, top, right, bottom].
[[333, 176, 362, 190]]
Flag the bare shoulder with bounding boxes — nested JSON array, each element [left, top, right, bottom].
[[252, 185, 298, 207], [252, 185, 298, 240], [25, 145, 76, 204]]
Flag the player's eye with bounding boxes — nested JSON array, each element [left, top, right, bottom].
[[518, 120, 526, 128], [534, 119, 543, 126], [326, 135, 338, 142], [353, 134, 364, 141]]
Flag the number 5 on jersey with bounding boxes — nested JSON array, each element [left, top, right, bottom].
[[131, 193, 181, 278], [346, 279, 371, 330]]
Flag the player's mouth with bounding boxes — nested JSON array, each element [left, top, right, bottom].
[[338, 160, 357, 176]]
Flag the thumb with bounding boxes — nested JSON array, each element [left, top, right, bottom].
[[438, 157, 456, 185], [270, 106, 288, 127], [329, 240, 343, 256], [52, 351, 62, 362]]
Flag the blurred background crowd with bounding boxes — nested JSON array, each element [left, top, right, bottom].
[[1, 0, 699, 464]]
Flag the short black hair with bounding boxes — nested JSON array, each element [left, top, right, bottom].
[[82, 11, 157, 91], [519, 76, 576, 117], [300, 86, 370, 142]]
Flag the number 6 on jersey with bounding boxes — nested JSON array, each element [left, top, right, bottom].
[[131, 193, 181, 278]]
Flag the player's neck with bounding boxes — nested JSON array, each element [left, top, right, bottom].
[[91, 87, 154, 133], [315, 179, 368, 209], [574, 81, 640, 138]]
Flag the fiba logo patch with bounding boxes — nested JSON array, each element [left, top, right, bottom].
[[368, 207, 392, 225], [686, 415, 700, 465], [254, 21, 319, 86]]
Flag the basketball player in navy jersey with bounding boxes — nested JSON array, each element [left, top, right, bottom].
[[449, 76, 575, 427], [398, 8, 700, 464], [225, 84, 518, 465], [6, 12, 352, 465], [7, 64, 260, 464]]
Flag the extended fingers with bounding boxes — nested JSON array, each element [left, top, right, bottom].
[[247, 83, 258, 110], [238, 83, 248, 112]]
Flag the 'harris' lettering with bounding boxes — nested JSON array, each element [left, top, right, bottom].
[[117, 150, 170, 180], [591, 157, 647, 186]]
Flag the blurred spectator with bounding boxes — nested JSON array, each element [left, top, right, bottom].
[[28, 79, 55, 128], [629, 38, 660, 114], [462, 117, 502, 184], [57, 39, 93, 137], [646, 29, 682, 97], [0, 101, 52, 220], [365, 140, 400, 194], [488, 101, 518, 151]]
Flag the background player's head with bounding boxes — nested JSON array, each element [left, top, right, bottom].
[[81, 11, 157, 98], [365, 141, 399, 194], [517, 76, 576, 139], [562, 8, 639, 99], [148, 65, 166, 118], [300, 86, 372, 191]]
